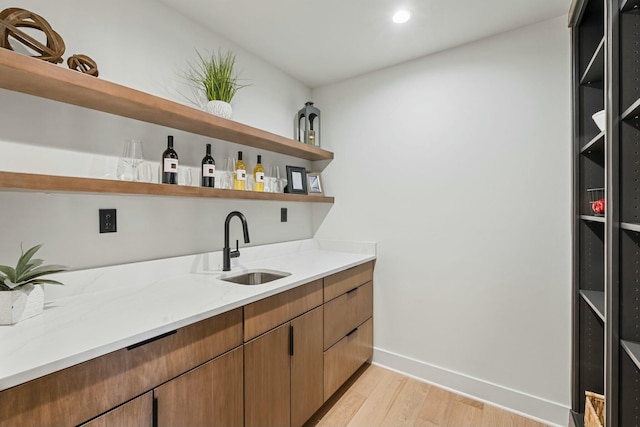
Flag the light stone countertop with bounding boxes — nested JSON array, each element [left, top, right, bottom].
[[0, 239, 376, 392]]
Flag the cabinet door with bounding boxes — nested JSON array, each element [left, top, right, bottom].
[[244, 323, 291, 427], [291, 306, 324, 427], [154, 346, 243, 427], [80, 392, 152, 427]]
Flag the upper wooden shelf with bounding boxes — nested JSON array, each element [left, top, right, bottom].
[[0, 171, 335, 203], [0, 49, 333, 162]]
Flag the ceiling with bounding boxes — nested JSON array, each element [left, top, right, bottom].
[[158, 0, 570, 88]]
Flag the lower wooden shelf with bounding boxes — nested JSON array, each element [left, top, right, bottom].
[[0, 171, 335, 203]]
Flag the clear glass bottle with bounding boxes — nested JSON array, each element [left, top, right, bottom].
[[234, 151, 246, 190], [253, 155, 264, 192]]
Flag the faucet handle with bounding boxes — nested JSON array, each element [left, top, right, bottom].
[[230, 240, 241, 259]]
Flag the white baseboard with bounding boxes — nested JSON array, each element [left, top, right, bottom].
[[373, 347, 570, 427]]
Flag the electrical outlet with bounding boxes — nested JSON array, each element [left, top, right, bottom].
[[99, 209, 117, 233], [281, 208, 287, 222]]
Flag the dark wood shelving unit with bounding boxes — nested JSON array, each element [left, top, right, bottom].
[[580, 38, 605, 87], [571, 1, 640, 425], [580, 214, 606, 223], [621, 222, 640, 232], [621, 97, 640, 122], [580, 290, 605, 321], [621, 340, 640, 369], [580, 132, 605, 154], [621, 0, 640, 12], [570, 410, 585, 427]]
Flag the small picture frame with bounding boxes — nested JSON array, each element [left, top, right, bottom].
[[307, 172, 323, 195], [285, 166, 308, 194]]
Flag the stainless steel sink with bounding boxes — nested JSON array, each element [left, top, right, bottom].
[[220, 270, 291, 285]]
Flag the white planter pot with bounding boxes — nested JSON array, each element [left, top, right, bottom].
[[204, 100, 233, 119], [0, 284, 44, 325]]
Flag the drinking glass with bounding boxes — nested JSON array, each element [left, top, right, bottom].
[[220, 157, 236, 189], [178, 166, 193, 186], [269, 165, 286, 193], [116, 139, 144, 181]]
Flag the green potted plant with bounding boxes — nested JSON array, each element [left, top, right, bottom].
[[185, 49, 249, 119], [0, 244, 68, 325]]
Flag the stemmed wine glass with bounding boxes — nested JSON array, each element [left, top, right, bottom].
[[117, 139, 145, 181]]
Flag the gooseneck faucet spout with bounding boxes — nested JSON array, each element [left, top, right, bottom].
[[223, 211, 250, 271]]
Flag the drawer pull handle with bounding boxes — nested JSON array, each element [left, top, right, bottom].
[[347, 287, 358, 295], [127, 330, 177, 350], [152, 396, 159, 427], [347, 327, 358, 337]]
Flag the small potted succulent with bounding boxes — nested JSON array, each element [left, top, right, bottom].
[[185, 49, 249, 119], [0, 244, 68, 325]]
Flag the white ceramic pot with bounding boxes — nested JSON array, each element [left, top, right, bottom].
[[0, 284, 44, 325], [205, 100, 233, 119], [592, 110, 605, 132]]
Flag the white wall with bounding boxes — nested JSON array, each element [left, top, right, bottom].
[[313, 16, 571, 425], [0, 0, 316, 269]]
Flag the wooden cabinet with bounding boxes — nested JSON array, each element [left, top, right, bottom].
[[324, 318, 373, 400], [243, 278, 324, 426], [291, 307, 324, 427], [155, 347, 243, 427], [81, 392, 153, 427], [0, 308, 242, 427], [570, 1, 640, 425], [0, 262, 375, 427], [244, 322, 292, 427], [322, 262, 374, 401], [324, 281, 373, 350]]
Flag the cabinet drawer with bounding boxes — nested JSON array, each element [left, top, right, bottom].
[[0, 308, 242, 427], [323, 281, 373, 350], [324, 261, 374, 303], [244, 279, 323, 341], [323, 317, 373, 401]]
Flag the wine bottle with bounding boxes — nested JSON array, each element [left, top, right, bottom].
[[201, 143, 215, 188], [234, 151, 246, 190], [162, 135, 178, 184], [253, 154, 265, 192]]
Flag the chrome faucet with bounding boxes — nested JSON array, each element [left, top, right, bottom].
[[223, 211, 250, 271]]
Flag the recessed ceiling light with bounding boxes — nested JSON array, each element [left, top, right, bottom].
[[392, 10, 412, 24]]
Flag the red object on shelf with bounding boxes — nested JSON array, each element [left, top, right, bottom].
[[591, 198, 605, 215]]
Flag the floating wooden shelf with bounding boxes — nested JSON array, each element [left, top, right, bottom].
[[0, 49, 333, 162], [0, 172, 335, 203]]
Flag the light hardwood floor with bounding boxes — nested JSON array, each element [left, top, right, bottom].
[[305, 364, 549, 427]]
